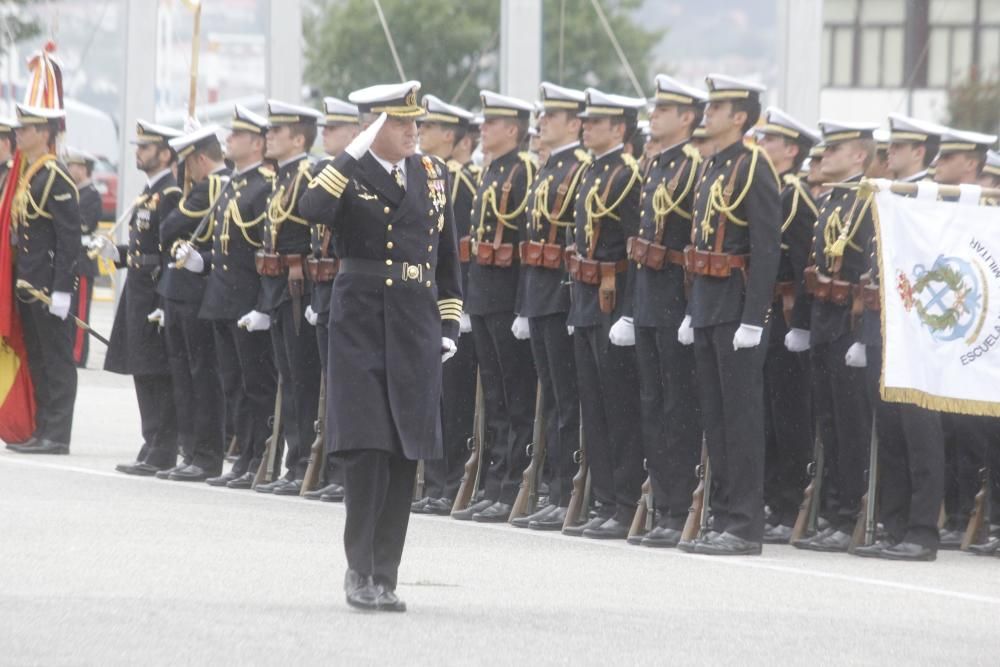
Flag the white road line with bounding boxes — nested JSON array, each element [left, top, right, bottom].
[[4, 453, 999, 606]]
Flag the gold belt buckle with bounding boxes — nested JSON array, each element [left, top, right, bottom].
[[403, 262, 421, 281]]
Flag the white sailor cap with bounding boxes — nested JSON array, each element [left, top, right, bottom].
[[538, 82, 586, 114], [479, 90, 534, 120], [874, 129, 891, 150], [63, 146, 97, 166], [809, 143, 826, 159], [349, 81, 423, 118], [652, 74, 707, 107], [757, 107, 821, 145], [132, 120, 182, 145], [705, 74, 766, 102], [0, 116, 17, 134], [471, 114, 484, 128], [984, 150, 1000, 177], [229, 104, 269, 134], [168, 125, 222, 162], [937, 126, 997, 155], [318, 97, 359, 127], [266, 100, 322, 127], [638, 119, 651, 137], [887, 113, 942, 144], [817, 120, 880, 145], [692, 116, 709, 140], [420, 94, 474, 126], [14, 103, 66, 128], [578, 88, 645, 119]]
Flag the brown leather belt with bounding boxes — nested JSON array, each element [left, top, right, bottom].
[[566, 253, 628, 285], [683, 245, 748, 278], [803, 265, 858, 306], [254, 251, 308, 278], [627, 237, 685, 271], [307, 257, 340, 283], [519, 240, 564, 270]]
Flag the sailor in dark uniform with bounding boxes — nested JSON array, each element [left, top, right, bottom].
[[298, 81, 463, 612], [65, 148, 103, 368], [7, 105, 80, 455], [753, 107, 820, 543], [616, 75, 707, 547], [0, 116, 15, 190], [979, 149, 1000, 189], [566, 88, 646, 540], [450, 90, 538, 523]]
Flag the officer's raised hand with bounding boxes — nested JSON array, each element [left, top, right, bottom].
[[609, 316, 635, 346], [441, 337, 457, 362], [845, 342, 867, 367], [732, 323, 763, 351], [238, 310, 271, 332], [345, 112, 388, 160]]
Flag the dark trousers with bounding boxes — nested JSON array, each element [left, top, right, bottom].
[[636, 325, 702, 530], [214, 321, 276, 476], [574, 323, 642, 522], [216, 322, 244, 447], [810, 335, 871, 532], [425, 330, 476, 500], [270, 298, 321, 480], [943, 414, 998, 529], [470, 312, 537, 504], [19, 300, 76, 445], [693, 321, 768, 541], [763, 342, 813, 527], [163, 298, 223, 473], [866, 348, 944, 548], [134, 373, 178, 468], [71, 275, 93, 368], [315, 319, 342, 486], [528, 313, 579, 507], [341, 449, 417, 590]]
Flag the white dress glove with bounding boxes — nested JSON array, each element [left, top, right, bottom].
[[184, 115, 202, 133], [511, 316, 530, 340], [48, 291, 71, 320], [89, 236, 120, 262], [733, 324, 764, 350], [845, 342, 867, 368], [459, 312, 472, 335], [677, 315, 694, 346], [173, 242, 204, 273], [441, 337, 457, 362], [147, 308, 164, 326], [238, 310, 271, 332], [784, 328, 811, 353], [609, 316, 635, 346], [304, 305, 318, 326], [346, 112, 388, 160]]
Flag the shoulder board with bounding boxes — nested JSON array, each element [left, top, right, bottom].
[[751, 144, 781, 188], [258, 166, 275, 179], [447, 159, 463, 173], [574, 148, 592, 165], [681, 143, 702, 163], [467, 163, 482, 175], [620, 152, 639, 171], [518, 151, 538, 169], [297, 159, 313, 174], [46, 161, 79, 195]]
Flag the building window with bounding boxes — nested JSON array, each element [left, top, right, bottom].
[[927, 0, 1000, 86], [823, 0, 906, 88]]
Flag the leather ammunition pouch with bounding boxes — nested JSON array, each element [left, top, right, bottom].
[[859, 273, 880, 311], [519, 240, 564, 270], [628, 236, 685, 271], [774, 281, 796, 327], [458, 235, 472, 264], [476, 240, 515, 268], [255, 251, 284, 277], [567, 251, 628, 314], [683, 245, 748, 279], [804, 265, 856, 306], [307, 257, 340, 283]]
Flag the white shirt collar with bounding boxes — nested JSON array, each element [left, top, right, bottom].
[[278, 152, 307, 169], [234, 160, 262, 177], [550, 141, 580, 157], [369, 149, 406, 176], [146, 168, 172, 188], [902, 169, 928, 183], [595, 143, 625, 161]]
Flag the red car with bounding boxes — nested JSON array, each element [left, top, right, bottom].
[[91, 156, 118, 220]]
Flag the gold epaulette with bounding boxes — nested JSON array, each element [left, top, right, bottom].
[[467, 163, 482, 175], [258, 166, 275, 179], [621, 152, 639, 173], [682, 143, 702, 163], [162, 186, 182, 197], [297, 159, 313, 175], [574, 148, 592, 165], [447, 159, 463, 173], [46, 161, 80, 198], [518, 151, 538, 171]]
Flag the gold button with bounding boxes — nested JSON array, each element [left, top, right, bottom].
[[425, 262, 431, 269], [384, 206, 390, 214], [425, 280, 432, 287], [386, 241, 394, 249], [223, 265, 228, 271], [429, 228, 434, 235], [406, 265, 419, 279], [385, 278, 393, 286], [427, 245, 433, 252], [387, 224, 393, 231], [385, 259, 392, 266], [604, 164, 609, 171], [557, 161, 563, 168]]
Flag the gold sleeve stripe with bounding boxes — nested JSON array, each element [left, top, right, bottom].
[[439, 305, 464, 315], [438, 298, 463, 308], [440, 313, 462, 322], [310, 172, 347, 197]]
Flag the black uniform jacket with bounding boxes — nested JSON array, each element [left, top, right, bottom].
[[567, 146, 641, 328], [768, 170, 818, 343], [105, 173, 182, 375], [627, 141, 699, 329], [257, 155, 314, 313], [465, 148, 534, 316], [76, 182, 102, 278], [448, 158, 479, 295], [197, 163, 272, 320], [687, 140, 782, 329], [299, 150, 463, 460], [308, 156, 337, 318], [520, 143, 587, 319], [14, 157, 79, 294]]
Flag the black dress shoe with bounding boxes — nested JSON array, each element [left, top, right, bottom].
[[881, 542, 936, 561], [678, 531, 720, 553], [273, 479, 303, 496], [694, 531, 762, 556], [802, 529, 852, 552], [762, 524, 793, 544], [320, 485, 346, 502], [8, 438, 69, 455], [529, 506, 567, 531], [374, 585, 407, 612], [305, 483, 344, 501], [169, 464, 213, 481], [344, 570, 378, 611], [473, 502, 512, 523], [563, 514, 609, 537], [938, 529, 963, 551], [410, 497, 431, 513], [853, 539, 895, 558], [115, 459, 140, 473], [791, 526, 836, 550], [968, 537, 1000, 556], [255, 477, 291, 494], [583, 517, 629, 540], [206, 471, 240, 487], [512, 504, 556, 528], [117, 461, 165, 477], [451, 498, 494, 521], [226, 472, 255, 489], [641, 526, 682, 549], [424, 498, 453, 515], [156, 464, 189, 480]]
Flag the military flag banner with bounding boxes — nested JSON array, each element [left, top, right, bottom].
[[876, 184, 1000, 416]]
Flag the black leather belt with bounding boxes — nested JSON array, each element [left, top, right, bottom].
[[338, 257, 435, 286], [128, 253, 160, 268]]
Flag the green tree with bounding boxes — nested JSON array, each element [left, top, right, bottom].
[[947, 75, 1000, 137], [304, 0, 663, 109]]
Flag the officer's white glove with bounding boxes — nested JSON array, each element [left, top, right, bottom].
[[567, 325, 575, 336], [511, 316, 530, 340], [459, 312, 472, 335], [733, 324, 764, 351], [48, 291, 71, 320], [346, 112, 388, 160], [609, 316, 635, 346], [304, 305, 318, 326], [89, 236, 120, 262], [441, 337, 457, 362], [238, 310, 271, 332], [184, 115, 202, 133], [784, 328, 811, 353], [173, 242, 204, 273], [677, 315, 694, 346], [845, 342, 867, 368], [147, 308, 164, 326]]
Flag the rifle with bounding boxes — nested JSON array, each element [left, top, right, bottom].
[[850, 418, 879, 553], [15, 280, 111, 345], [628, 474, 653, 541], [562, 422, 590, 533], [451, 371, 484, 513], [413, 461, 426, 502], [681, 443, 710, 543], [962, 466, 990, 550], [509, 385, 546, 522], [253, 379, 283, 489], [790, 434, 825, 543], [300, 374, 327, 494]]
